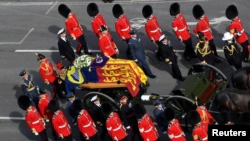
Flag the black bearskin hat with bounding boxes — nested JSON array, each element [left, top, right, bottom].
[[219, 110, 231, 124], [48, 99, 59, 113], [192, 5, 204, 20], [170, 2, 180, 16], [240, 112, 250, 125], [142, 5, 153, 19], [187, 110, 201, 125], [133, 103, 146, 118], [164, 108, 175, 121], [112, 4, 124, 18], [36, 53, 45, 61], [58, 4, 71, 18], [101, 103, 113, 117], [72, 99, 83, 111], [18, 95, 32, 110], [225, 5, 238, 20], [87, 3, 99, 17]]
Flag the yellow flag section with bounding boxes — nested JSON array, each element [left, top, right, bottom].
[[96, 58, 148, 97]]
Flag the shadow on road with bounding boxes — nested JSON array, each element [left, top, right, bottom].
[[48, 25, 61, 35]]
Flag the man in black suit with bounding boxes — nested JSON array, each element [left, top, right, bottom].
[[57, 28, 75, 63]]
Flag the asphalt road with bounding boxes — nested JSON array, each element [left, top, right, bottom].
[[0, 0, 250, 140]]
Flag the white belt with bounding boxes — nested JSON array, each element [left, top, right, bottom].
[[178, 27, 186, 32], [59, 123, 67, 128], [202, 137, 208, 140], [150, 28, 159, 33], [174, 133, 183, 138], [201, 28, 210, 33], [121, 26, 129, 31], [113, 125, 122, 131], [32, 120, 40, 124], [83, 122, 91, 128], [144, 126, 152, 133]]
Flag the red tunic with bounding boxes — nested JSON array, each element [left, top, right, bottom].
[[193, 15, 213, 41], [25, 106, 45, 133], [98, 34, 117, 57], [65, 13, 84, 39], [145, 15, 163, 42], [138, 114, 159, 141], [106, 112, 127, 140], [172, 14, 190, 41], [77, 110, 97, 138], [115, 14, 131, 40], [167, 119, 186, 141], [52, 110, 71, 137], [38, 94, 53, 121], [91, 14, 110, 38], [38, 58, 57, 84], [229, 17, 248, 43], [192, 124, 208, 141]]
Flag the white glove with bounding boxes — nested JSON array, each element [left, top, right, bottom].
[[60, 134, 64, 139], [126, 126, 131, 129], [115, 48, 119, 53], [179, 36, 183, 42], [122, 36, 125, 40], [107, 56, 111, 58], [34, 132, 39, 136], [134, 59, 138, 62], [237, 32, 242, 36], [128, 102, 132, 108]]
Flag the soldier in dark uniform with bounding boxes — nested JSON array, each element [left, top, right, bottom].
[[57, 28, 75, 63], [118, 94, 143, 141], [19, 70, 39, 106], [222, 32, 242, 69], [158, 35, 185, 81]]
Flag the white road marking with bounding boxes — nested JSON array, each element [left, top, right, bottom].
[[187, 16, 230, 26], [45, 1, 58, 15], [0, 117, 24, 120], [15, 49, 224, 53], [0, 28, 34, 45]]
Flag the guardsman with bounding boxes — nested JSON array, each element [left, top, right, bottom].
[[18, 95, 48, 141], [159, 35, 185, 81], [98, 25, 119, 58], [57, 28, 75, 63], [170, 2, 196, 61], [58, 4, 90, 55], [48, 99, 73, 141], [188, 110, 208, 141], [87, 3, 111, 38], [222, 32, 242, 69], [218, 110, 233, 125], [164, 108, 186, 141], [54, 61, 67, 99], [72, 99, 100, 141], [19, 70, 39, 105], [153, 100, 167, 133], [192, 5, 219, 59], [36, 53, 57, 99], [134, 103, 159, 141], [102, 103, 128, 141], [118, 94, 143, 141], [226, 5, 250, 62]]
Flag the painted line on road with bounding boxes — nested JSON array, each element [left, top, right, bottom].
[[15, 49, 224, 53], [0, 117, 24, 120], [0, 28, 34, 45], [45, 1, 58, 15]]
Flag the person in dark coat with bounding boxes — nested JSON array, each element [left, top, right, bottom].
[[222, 32, 242, 70], [158, 35, 185, 81], [128, 30, 156, 79], [153, 100, 167, 133], [57, 28, 75, 63]]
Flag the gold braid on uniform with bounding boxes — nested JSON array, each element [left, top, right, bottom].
[[195, 42, 211, 57], [223, 44, 236, 56]]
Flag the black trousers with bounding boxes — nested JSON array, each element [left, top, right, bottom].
[[111, 54, 118, 59], [77, 34, 89, 54], [65, 53, 76, 63], [183, 38, 196, 58], [208, 39, 218, 56], [38, 129, 49, 141], [240, 40, 249, 61], [171, 61, 183, 80], [60, 134, 73, 141], [80, 133, 100, 141]]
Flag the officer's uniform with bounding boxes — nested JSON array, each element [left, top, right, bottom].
[[18, 95, 48, 141], [66, 95, 78, 124], [134, 103, 159, 141], [98, 26, 118, 58], [57, 28, 75, 63], [19, 70, 39, 105], [153, 100, 167, 132], [188, 110, 208, 141], [222, 32, 242, 69], [226, 5, 250, 62], [158, 35, 184, 81], [192, 5, 218, 57], [36, 53, 57, 99], [102, 103, 128, 141], [170, 3, 196, 61], [38, 91, 53, 122], [48, 100, 73, 141], [58, 4, 89, 55]]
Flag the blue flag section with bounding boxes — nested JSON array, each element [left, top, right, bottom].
[[208, 125, 250, 141]]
